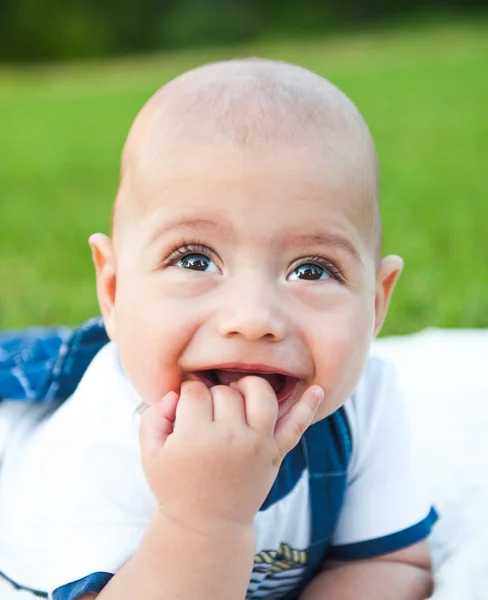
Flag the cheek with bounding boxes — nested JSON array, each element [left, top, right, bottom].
[[309, 299, 375, 417], [112, 278, 203, 405]]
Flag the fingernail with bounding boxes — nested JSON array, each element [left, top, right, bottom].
[[312, 386, 324, 401]]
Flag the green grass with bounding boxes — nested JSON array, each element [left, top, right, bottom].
[[1, 18, 487, 334]]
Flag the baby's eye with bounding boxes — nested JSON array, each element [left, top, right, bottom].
[[176, 253, 219, 272], [287, 263, 331, 281]]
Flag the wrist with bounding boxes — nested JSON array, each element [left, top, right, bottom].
[[155, 504, 256, 546]]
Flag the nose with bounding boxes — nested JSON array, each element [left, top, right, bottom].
[[217, 280, 287, 343]]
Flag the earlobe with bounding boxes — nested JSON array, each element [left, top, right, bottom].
[[373, 255, 404, 337], [88, 233, 117, 341]]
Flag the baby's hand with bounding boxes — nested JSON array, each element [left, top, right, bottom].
[[140, 378, 323, 533]]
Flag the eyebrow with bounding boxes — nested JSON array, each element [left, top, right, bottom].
[[147, 218, 362, 265], [147, 218, 231, 246], [282, 232, 363, 266]]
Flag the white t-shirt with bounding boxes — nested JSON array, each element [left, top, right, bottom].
[[0, 343, 435, 599]]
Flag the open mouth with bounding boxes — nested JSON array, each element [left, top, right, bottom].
[[194, 369, 300, 403]]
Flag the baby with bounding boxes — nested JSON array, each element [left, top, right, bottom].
[[0, 59, 437, 600]]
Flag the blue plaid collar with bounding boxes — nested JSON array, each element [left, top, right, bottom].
[[0, 317, 109, 402]]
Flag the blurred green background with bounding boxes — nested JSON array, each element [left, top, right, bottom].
[[0, 5, 487, 334]]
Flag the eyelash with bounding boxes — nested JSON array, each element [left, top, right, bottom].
[[162, 242, 217, 267], [295, 255, 346, 283], [161, 242, 346, 283]]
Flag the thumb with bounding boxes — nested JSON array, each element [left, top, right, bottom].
[[274, 385, 323, 456], [139, 391, 179, 458]]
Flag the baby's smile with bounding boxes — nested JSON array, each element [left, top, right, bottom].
[[188, 366, 301, 404]]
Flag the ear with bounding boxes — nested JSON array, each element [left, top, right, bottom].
[[373, 255, 404, 337], [88, 233, 117, 341]]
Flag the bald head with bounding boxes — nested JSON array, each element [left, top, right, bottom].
[[113, 58, 381, 256]]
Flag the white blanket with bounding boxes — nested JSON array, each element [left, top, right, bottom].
[[1, 329, 487, 599], [372, 329, 488, 599]]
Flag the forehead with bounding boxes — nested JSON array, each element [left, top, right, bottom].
[[124, 140, 375, 263]]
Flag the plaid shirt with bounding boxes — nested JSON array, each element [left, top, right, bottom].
[[0, 317, 109, 402]]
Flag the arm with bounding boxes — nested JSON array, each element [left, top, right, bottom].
[[300, 541, 433, 600], [79, 377, 323, 600], [78, 506, 255, 600]]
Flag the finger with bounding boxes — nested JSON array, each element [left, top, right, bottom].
[[211, 384, 246, 424], [230, 376, 278, 435], [140, 391, 179, 457], [274, 385, 323, 455], [159, 390, 178, 424], [175, 380, 213, 430]]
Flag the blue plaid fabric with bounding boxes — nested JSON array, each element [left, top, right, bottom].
[[0, 317, 109, 402]]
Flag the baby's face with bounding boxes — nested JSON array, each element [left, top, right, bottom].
[[99, 139, 393, 423]]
